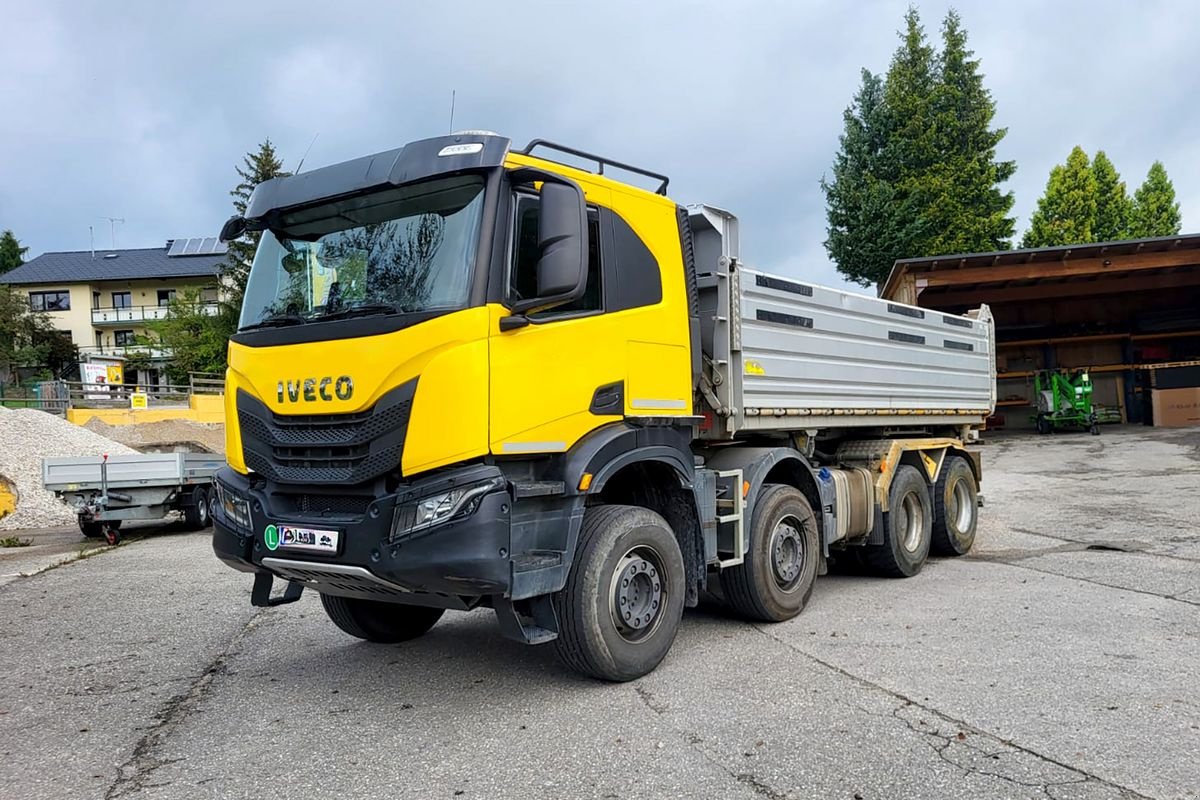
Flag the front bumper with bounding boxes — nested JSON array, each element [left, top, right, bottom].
[[211, 464, 512, 602]]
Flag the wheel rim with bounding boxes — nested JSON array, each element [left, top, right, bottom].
[[900, 492, 925, 552], [951, 479, 973, 532], [197, 491, 209, 525], [769, 515, 808, 592], [609, 545, 666, 643]]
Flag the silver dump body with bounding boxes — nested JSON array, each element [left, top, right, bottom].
[[689, 205, 996, 437]]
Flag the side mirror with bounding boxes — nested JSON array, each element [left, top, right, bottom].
[[508, 169, 588, 316], [219, 215, 247, 243]]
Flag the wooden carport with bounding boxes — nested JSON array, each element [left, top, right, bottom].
[[881, 235, 1200, 427]]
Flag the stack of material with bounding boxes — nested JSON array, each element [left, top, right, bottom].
[[0, 407, 135, 530], [82, 418, 225, 455]]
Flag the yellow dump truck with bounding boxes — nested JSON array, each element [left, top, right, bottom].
[[211, 133, 995, 681]]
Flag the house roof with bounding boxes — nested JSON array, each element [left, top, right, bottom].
[[880, 233, 1200, 309], [1, 240, 227, 286]]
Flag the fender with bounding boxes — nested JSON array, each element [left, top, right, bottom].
[[560, 421, 695, 494]]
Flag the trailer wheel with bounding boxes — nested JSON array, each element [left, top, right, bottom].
[[720, 484, 819, 622], [79, 519, 104, 539], [931, 457, 977, 557], [319, 594, 445, 643], [103, 524, 122, 546], [862, 465, 931, 578], [1035, 415, 1051, 435], [183, 486, 210, 530], [552, 505, 685, 682]]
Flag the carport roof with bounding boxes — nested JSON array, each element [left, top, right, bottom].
[[881, 233, 1200, 309]]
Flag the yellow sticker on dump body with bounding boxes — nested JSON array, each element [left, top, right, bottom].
[[745, 360, 766, 376]]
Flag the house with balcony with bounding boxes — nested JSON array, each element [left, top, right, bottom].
[[1, 237, 226, 386]]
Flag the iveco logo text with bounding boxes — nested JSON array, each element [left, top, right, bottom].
[[277, 376, 354, 403]]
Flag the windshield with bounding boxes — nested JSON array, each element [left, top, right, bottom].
[[238, 175, 486, 330]]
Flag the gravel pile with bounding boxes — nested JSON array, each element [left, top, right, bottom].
[[83, 418, 225, 456], [0, 406, 136, 531]]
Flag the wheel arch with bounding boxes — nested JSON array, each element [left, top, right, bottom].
[[704, 446, 823, 555]]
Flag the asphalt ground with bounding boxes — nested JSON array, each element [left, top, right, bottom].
[[0, 426, 1196, 799]]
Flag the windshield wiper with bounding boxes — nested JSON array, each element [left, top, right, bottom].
[[310, 303, 398, 322], [240, 314, 308, 331]]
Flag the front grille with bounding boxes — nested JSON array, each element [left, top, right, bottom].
[[237, 379, 417, 485]]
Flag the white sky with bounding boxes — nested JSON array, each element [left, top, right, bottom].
[[2, 0, 1197, 292]]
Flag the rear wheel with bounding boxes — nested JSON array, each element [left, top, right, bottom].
[[1035, 415, 1051, 435], [720, 484, 819, 622], [319, 594, 445, 643], [931, 457, 977, 557], [552, 505, 685, 682], [183, 486, 210, 529], [862, 465, 932, 578]]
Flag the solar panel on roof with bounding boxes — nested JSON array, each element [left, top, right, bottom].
[[200, 237, 218, 253], [167, 239, 188, 257], [184, 238, 203, 255]]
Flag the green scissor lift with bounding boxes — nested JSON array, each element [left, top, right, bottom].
[[1032, 368, 1100, 436]]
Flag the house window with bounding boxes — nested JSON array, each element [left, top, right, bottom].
[[92, 291, 101, 309], [112, 291, 132, 309], [200, 287, 219, 303], [95, 331, 103, 350], [29, 290, 71, 311], [114, 330, 136, 347], [157, 289, 176, 307]]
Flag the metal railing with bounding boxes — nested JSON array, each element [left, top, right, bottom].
[[91, 302, 220, 325], [78, 344, 174, 359]]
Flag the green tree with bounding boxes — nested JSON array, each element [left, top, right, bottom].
[[0, 230, 28, 275], [222, 139, 289, 315], [0, 285, 57, 382], [149, 288, 237, 383], [1128, 161, 1182, 238], [1021, 146, 1097, 248], [921, 10, 1016, 256], [1091, 151, 1132, 241], [823, 8, 1015, 286]]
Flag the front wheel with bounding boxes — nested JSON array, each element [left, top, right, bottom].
[[552, 505, 685, 682], [720, 484, 819, 622], [320, 594, 445, 643]]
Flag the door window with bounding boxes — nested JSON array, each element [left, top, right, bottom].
[[112, 291, 132, 309], [509, 194, 602, 316]]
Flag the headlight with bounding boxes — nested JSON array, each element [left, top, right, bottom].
[[215, 482, 252, 529], [391, 477, 505, 541]]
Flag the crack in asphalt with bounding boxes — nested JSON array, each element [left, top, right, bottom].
[[633, 682, 791, 799], [103, 609, 267, 799], [748, 625, 1157, 800]]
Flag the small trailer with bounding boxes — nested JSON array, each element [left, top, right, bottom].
[[43, 452, 222, 544]]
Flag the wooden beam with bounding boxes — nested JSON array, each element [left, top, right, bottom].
[[922, 268, 1200, 307], [919, 248, 1200, 288]]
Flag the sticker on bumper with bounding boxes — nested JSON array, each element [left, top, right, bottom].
[[274, 525, 339, 554]]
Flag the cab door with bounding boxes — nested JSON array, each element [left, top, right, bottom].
[[488, 185, 625, 455]]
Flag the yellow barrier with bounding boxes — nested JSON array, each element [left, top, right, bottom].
[[66, 393, 225, 426]]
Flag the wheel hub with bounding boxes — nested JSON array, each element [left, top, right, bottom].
[[611, 549, 664, 642], [769, 518, 806, 591]]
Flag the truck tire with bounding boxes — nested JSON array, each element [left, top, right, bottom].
[[319, 594, 445, 644], [862, 465, 932, 578], [183, 486, 210, 530], [552, 504, 685, 682], [931, 457, 977, 557], [720, 484, 819, 622]]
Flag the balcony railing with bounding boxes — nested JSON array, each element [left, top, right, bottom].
[[91, 302, 220, 325], [78, 344, 174, 360]]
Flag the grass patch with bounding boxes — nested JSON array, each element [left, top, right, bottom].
[[0, 535, 34, 548]]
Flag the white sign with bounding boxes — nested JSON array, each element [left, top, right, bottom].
[[81, 363, 111, 400]]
